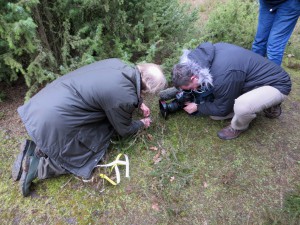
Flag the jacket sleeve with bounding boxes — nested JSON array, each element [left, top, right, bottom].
[[195, 70, 246, 116], [105, 103, 144, 137]]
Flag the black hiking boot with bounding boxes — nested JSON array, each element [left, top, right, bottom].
[[263, 104, 281, 119], [19, 154, 39, 197], [11, 140, 36, 181]]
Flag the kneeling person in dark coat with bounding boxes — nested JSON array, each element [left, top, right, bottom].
[[12, 58, 166, 197], [171, 42, 291, 140]]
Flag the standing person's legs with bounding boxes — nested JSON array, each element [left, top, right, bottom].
[[252, 0, 275, 57], [231, 86, 285, 131], [267, 0, 300, 65]]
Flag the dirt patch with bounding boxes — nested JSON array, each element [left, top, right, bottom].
[[0, 80, 27, 138]]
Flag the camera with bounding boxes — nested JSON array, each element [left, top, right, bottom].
[[159, 86, 214, 119], [159, 90, 195, 119]]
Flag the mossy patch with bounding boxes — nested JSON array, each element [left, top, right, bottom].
[[1, 65, 300, 224]]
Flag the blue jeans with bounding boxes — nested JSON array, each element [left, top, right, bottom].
[[252, 0, 300, 65]]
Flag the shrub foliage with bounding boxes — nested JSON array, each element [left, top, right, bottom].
[[203, 0, 258, 48], [0, 0, 274, 100], [0, 0, 198, 99]]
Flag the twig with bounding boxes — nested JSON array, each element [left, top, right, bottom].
[[60, 177, 73, 189]]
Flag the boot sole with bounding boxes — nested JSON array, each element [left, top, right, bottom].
[[11, 140, 30, 181], [19, 155, 39, 197], [19, 170, 30, 197]]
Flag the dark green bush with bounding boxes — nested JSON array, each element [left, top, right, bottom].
[[0, 0, 199, 99], [198, 0, 258, 49]]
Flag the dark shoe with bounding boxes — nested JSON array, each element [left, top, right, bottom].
[[263, 104, 281, 119], [11, 140, 36, 181], [19, 154, 39, 197], [217, 125, 246, 140]]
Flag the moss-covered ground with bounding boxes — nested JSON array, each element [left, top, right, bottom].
[[0, 64, 299, 224], [1, 0, 300, 222]]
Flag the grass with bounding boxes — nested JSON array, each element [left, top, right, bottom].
[[1, 0, 300, 222], [1, 64, 300, 224]]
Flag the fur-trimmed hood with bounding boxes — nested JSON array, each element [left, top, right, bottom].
[[177, 42, 291, 117], [179, 42, 215, 87]]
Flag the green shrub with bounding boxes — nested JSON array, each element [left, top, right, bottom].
[[0, 0, 38, 85], [0, 0, 199, 99], [200, 0, 258, 49]]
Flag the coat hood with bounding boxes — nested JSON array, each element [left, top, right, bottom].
[[179, 42, 214, 87]]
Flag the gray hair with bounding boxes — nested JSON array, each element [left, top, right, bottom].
[[137, 63, 167, 94], [172, 63, 194, 88], [172, 61, 213, 89]]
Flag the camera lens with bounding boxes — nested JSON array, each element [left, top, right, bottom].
[[159, 101, 168, 119], [166, 100, 181, 112], [159, 99, 182, 119]]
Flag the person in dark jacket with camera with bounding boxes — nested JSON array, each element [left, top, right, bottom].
[[171, 42, 291, 140], [252, 0, 300, 65], [12, 58, 166, 197]]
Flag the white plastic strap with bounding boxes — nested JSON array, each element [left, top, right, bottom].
[[95, 153, 129, 184]]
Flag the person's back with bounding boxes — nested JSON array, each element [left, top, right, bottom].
[[172, 42, 291, 140], [211, 43, 291, 94], [12, 58, 166, 197], [187, 43, 291, 106]]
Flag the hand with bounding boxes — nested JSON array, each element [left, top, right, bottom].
[[140, 117, 152, 128], [183, 102, 198, 114], [140, 103, 150, 117]]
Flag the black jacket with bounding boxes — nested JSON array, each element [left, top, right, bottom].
[[185, 42, 291, 116], [18, 58, 143, 178]]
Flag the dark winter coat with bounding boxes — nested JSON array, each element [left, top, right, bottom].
[[184, 42, 291, 116], [18, 58, 144, 178]]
